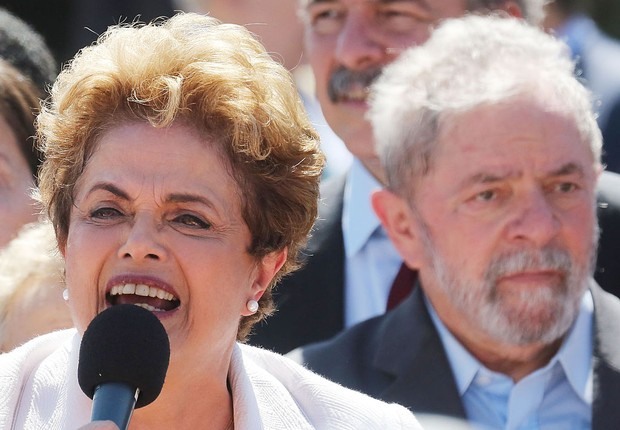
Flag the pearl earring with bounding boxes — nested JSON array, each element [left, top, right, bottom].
[[246, 299, 259, 314], [62, 289, 69, 301]]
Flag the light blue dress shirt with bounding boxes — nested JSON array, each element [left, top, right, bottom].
[[427, 291, 593, 430], [342, 159, 402, 327]]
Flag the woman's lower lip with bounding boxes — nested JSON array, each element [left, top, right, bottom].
[[105, 303, 179, 319]]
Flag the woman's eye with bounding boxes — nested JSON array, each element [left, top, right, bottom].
[[90, 207, 122, 219], [174, 214, 211, 229]]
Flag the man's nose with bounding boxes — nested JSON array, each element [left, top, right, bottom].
[[334, 12, 388, 70], [506, 190, 561, 247]]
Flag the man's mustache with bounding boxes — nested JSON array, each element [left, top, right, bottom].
[[327, 67, 383, 103], [486, 247, 572, 282]]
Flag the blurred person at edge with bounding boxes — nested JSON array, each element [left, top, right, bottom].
[[0, 13, 420, 430], [0, 6, 57, 95], [177, 0, 353, 179], [250, 0, 620, 354], [0, 220, 71, 353], [0, 59, 45, 248], [293, 14, 620, 429], [0, 7, 58, 248], [542, 0, 620, 173]]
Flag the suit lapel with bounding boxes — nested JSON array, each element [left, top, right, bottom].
[[372, 287, 467, 419], [302, 173, 347, 335], [591, 282, 620, 430]]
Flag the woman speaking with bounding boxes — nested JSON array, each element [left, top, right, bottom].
[[0, 12, 420, 430]]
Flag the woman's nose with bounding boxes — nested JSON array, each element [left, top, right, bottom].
[[117, 215, 167, 262]]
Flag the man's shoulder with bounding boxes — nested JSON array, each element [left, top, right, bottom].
[[592, 283, 620, 342], [597, 171, 620, 202], [594, 171, 620, 297], [286, 308, 406, 394], [290, 315, 384, 365]]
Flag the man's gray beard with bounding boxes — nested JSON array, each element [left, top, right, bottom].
[[419, 222, 598, 346]]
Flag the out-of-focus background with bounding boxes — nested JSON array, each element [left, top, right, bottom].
[[1, 0, 618, 66], [1, 0, 618, 173], [591, 0, 620, 38]]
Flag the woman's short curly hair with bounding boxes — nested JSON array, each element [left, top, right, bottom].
[[36, 13, 325, 341]]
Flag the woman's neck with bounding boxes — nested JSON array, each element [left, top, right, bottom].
[[128, 359, 234, 429]]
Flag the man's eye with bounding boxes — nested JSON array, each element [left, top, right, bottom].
[[174, 214, 211, 229], [475, 190, 497, 202], [90, 207, 122, 219], [309, 8, 344, 34], [378, 10, 420, 31], [377, 4, 432, 31], [555, 182, 578, 193]]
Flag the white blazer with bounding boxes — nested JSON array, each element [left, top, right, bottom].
[[0, 329, 421, 429]]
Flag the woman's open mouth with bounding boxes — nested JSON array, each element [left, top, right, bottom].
[[107, 283, 180, 312]]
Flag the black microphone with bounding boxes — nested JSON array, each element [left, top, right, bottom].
[[78, 304, 170, 430]]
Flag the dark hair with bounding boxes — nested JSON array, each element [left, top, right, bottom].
[[0, 7, 57, 96], [0, 59, 43, 178]]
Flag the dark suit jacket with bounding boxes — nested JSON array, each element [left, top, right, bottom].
[[249, 170, 620, 354], [250, 174, 346, 353], [291, 282, 620, 429]]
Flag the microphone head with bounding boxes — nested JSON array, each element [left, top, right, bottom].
[[78, 304, 170, 408]]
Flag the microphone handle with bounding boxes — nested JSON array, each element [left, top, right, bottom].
[[91, 382, 140, 430]]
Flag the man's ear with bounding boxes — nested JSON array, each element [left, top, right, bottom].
[[371, 189, 425, 269]]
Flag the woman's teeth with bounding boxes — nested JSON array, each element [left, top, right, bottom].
[[109, 283, 177, 301]]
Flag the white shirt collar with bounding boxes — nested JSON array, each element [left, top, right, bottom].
[[426, 289, 594, 403], [342, 158, 384, 258]]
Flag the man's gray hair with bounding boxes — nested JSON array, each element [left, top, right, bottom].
[[467, 0, 547, 25], [369, 14, 601, 196]]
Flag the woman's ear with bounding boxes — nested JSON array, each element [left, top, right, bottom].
[[251, 248, 288, 300], [371, 189, 425, 269]]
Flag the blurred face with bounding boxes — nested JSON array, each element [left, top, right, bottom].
[[303, 0, 468, 179], [1, 279, 71, 352], [376, 97, 599, 347], [63, 122, 283, 362], [188, 0, 305, 70], [0, 114, 37, 247]]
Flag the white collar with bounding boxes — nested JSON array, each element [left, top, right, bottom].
[[342, 158, 385, 258], [427, 290, 593, 404]]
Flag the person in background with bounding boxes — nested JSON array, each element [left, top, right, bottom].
[[0, 59, 45, 248], [0, 13, 420, 429], [0, 220, 70, 353], [249, 0, 547, 354], [543, 0, 620, 173], [0, 8, 58, 248], [250, 0, 620, 354], [292, 14, 620, 429], [178, 0, 353, 179], [0, 7, 57, 95]]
